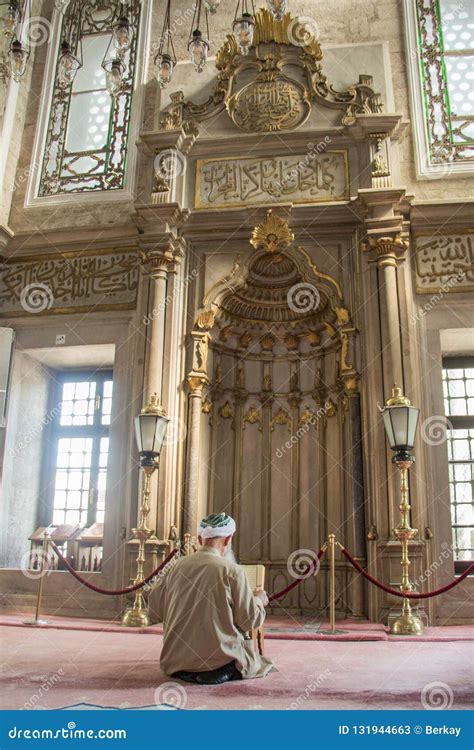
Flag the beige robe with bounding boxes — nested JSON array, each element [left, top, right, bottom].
[[148, 547, 273, 679]]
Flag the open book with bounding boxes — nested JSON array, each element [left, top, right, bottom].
[[241, 564, 265, 593]]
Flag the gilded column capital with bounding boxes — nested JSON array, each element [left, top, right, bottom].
[[140, 241, 184, 278], [362, 235, 408, 268], [187, 374, 208, 393]]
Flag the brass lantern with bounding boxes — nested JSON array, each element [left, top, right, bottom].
[[134, 394, 170, 468], [382, 385, 420, 460]]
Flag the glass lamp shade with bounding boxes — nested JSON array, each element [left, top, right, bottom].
[[134, 410, 169, 467], [2, 2, 21, 37], [58, 40, 81, 88], [266, 0, 287, 20], [187, 29, 209, 73], [8, 39, 29, 81], [103, 57, 125, 97], [233, 13, 255, 55], [382, 404, 419, 452], [112, 15, 133, 55], [154, 52, 174, 88], [204, 0, 221, 12]]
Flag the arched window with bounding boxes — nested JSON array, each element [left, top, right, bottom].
[[404, 0, 474, 178], [39, 0, 141, 196]]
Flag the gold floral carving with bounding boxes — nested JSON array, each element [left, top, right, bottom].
[[251, 210, 294, 253], [219, 401, 234, 419], [271, 407, 291, 429], [243, 406, 262, 429]]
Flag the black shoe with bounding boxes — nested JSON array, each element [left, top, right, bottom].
[[195, 662, 241, 685], [172, 670, 199, 683]]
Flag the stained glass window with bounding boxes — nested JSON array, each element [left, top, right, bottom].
[[38, 0, 140, 195], [415, 0, 474, 166], [51, 372, 113, 526], [442, 359, 474, 571]]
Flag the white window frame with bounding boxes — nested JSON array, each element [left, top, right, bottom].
[[25, 0, 152, 207], [403, 0, 474, 180]]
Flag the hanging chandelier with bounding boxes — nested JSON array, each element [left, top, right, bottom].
[[266, 0, 287, 20], [154, 0, 176, 89], [103, 56, 125, 97], [187, 0, 210, 73], [112, 13, 133, 56], [233, 0, 256, 56], [56, 4, 83, 89], [8, 37, 28, 81], [2, 1, 21, 37], [57, 38, 82, 88]]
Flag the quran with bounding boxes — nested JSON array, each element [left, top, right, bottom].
[[242, 564, 266, 592]]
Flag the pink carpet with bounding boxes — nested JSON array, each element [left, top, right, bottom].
[[1, 620, 473, 710], [1, 613, 473, 641]]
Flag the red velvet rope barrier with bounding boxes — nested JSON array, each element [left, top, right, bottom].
[[268, 547, 327, 602], [341, 547, 474, 599], [50, 540, 178, 596]]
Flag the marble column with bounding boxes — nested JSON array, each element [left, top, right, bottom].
[[140, 245, 182, 536], [182, 319, 213, 536], [363, 235, 408, 395]]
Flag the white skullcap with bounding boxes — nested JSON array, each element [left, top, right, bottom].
[[198, 512, 236, 539]]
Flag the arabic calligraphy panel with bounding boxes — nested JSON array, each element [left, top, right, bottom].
[[414, 231, 474, 294], [195, 151, 349, 209], [0, 250, 140, 316]]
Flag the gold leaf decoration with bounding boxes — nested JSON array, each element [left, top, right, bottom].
[[250, 210, 294, 253]]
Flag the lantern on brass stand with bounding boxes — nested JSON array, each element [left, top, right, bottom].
[[122, 394, 169, 627], [381, 385, 424, 635]]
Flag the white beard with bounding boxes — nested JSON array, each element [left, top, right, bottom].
[[224, 545, 237, 563]]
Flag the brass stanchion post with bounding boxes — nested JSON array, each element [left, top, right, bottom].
[[329, 534, 336, 632], [320, 534, 348, 635], [24, 533, 50, 626]]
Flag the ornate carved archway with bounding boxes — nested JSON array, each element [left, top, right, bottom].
[[183, 212, 365, 616]]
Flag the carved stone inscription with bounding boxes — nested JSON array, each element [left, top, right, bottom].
[[195, 151, 349, 209], [414, 232, 474, 293], [0, 251, 140, 316]]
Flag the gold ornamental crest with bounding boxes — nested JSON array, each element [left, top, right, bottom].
[[227, 74, 310, 133]]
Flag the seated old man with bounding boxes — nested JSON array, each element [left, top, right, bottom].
[[149, 512, 273, 685]]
